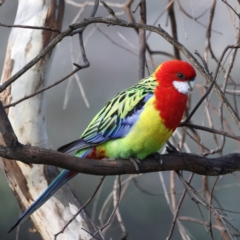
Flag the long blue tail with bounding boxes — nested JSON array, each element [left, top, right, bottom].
[[8, 169, 77, 233], [8, 140, 91, 233]]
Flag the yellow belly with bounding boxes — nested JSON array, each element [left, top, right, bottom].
[[98, 96, 173, 160]]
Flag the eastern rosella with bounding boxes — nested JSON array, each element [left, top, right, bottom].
[[8, 60, 196, 233]]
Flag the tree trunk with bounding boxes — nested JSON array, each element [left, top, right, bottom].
[[0, 1, 102, 239]]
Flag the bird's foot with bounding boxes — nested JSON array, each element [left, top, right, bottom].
[[152, 152, 161, 161], [149, 152, 163, 165], [166, 142, 178, 153], [129, 158, 141, 174]]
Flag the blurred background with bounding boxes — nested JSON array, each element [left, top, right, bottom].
[[1, 0, 240, 239]]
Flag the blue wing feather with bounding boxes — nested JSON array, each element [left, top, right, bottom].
[[58, 92, 154, 154]]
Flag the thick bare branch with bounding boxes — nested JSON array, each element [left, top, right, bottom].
[[0, 142, 240, 176]]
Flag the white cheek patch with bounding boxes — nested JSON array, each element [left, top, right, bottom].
[[173, 80, 195, 94]]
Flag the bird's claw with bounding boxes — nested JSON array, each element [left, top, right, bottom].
[[166, 143, 178, 153], [129, 158, 141, 174], [152, 152, 161, 161]]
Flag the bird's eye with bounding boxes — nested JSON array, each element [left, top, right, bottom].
[[178, 73, 184, 79]]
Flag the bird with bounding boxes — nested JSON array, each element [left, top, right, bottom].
[[8, 60, 196, 233]]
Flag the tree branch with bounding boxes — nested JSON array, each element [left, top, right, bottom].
[[0, 22, 61, 33], [168, 0, 181, 59], [138, 0, 146, 79], [0, 141, 240, 176]]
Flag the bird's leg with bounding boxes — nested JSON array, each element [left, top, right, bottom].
[[129, 158, 141, 173], [166, 141, 178, 153]]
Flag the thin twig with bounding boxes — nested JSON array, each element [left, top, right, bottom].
[[93, 176, 121, 238], [204, 0, 216, 61], [0, 22, 61, 33], [98, 175, 136, 227], [194, 50, 211, 75], [166, 173, 194, 240], [54, 176, 106, 239], [183, 43, 240, 123], [97, 27, 138, 56], [4, 66, 81, 109], [71, 0, 99, 36], [168, 0, 181, 59], [138, 0, 146, 79], [112, 176, 127, 236], [101, 1, 118, 20], [170, 171, 176, 212], [208, 177, 219, 239], [133, 178, 161, 196], [179, 217, 225, 231], [221, 0, 240, 19], [176, 172, 234, 239], [179, 122, 240, 142], [177, 0, 222, 34]]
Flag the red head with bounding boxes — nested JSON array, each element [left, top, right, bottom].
[[153, 60, 196, 130], [154, 60, 196, 94]]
